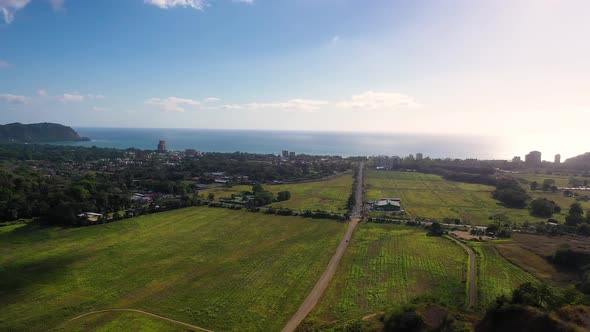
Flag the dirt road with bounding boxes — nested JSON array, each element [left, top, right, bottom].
[[282, 162, 364, 332], [62, 308, 214, 332], [447, 236, 477, 308]]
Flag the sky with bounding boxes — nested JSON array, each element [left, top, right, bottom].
[[0, 0, 589, 158]]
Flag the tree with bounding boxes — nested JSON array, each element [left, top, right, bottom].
[[493, 189, 529, 208], [207, 193, 215, 201], [529, 198, 560, 218], [542, 179, 555, 191], [252, 183, 264, 193], [530, 181, 538, 191], [428, 222, 444, 236], [276, 191, 291, 202], [566, 202, 585, 226]]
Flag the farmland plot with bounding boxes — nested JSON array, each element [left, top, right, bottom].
[[0, 207, 345, 331], [305, 224, 467, 328]]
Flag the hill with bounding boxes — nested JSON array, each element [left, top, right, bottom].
[[0, 122, 89, 143]]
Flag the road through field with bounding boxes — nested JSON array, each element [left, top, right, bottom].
[[447, 236, 477, 308], [282, 162, 364, 332], [62, 308, 214, 332]]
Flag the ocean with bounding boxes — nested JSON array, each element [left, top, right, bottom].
[[55, 128, 513, 160]]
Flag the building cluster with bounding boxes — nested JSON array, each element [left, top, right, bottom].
[[512, 151, 561, 167], [281, 150, 297, 159], [373, 153, 426, 170]]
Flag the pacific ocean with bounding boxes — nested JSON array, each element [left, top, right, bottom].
[[53, 127, 512, 160]]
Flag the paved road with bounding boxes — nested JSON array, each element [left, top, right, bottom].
[[447, 237, 477, 308], [63, 309, 214, 332], [282, 162, 364, 332]]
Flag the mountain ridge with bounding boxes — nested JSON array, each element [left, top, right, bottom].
[[0, 122, 89, 143]]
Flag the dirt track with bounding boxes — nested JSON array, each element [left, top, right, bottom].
[[447, 237, 477, 308], [62, 308, 214, 331], [282, 162, 364, 332]]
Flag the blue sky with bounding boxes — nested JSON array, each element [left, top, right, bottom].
[[1, 0, 589, 156]]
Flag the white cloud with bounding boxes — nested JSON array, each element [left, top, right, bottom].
[[92, 106, 109, 112], [336, 91, 420, 111], [145, 96, 202, 112], [145, 91, 418, 114], [220, 99, 328, 112], [59, 93, 85, 103], [55, 92, 104, 102], [207, 91, 418, 112], [87, 94, 105, 100], [37, 89, 48, 97], [332, 35, 340, 43], [234, 0, 254, 3], [145, 0, 207, 10], [0, 0, 31, 24], [48, 0, 64, 11], [0, 93, 30, 104], [0, 60, 9, 68]]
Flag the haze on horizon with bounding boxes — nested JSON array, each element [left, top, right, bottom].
[[1, 0, 589, 159]]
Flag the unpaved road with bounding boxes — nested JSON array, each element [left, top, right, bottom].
[[282, 162, 364, 332], [62, 308, 214, 332], [447, 237, 476, 308]]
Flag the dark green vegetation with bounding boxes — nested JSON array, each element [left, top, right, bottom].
[[0, 143, 351, 225], [0, 207, 345, 331], [476, 282, 590, 332], [303, 224, 467, 329], [492, 179, 529, 209], [0, 122, 89, 143]]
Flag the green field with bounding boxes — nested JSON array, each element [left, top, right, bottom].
[[202, 174, 353, 213], [55, 311, 187, 332], [471, 242, 537, 308], [365, 170, 589, 225], [305, 224, 468, 329], [515, 172, 583, 188], [0, 207, 346, 331]]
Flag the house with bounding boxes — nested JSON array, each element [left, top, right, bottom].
[[77, 212, 103, 222], [371, 198, 402, 212]]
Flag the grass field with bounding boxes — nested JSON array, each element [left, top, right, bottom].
[[202, 174, 353, 213], [305, 224, 468, 328], [55, 312, 187, 332], [470, 242, 537, 308], [365, 170, 589, 225], [515, 172, 585, 189], [0, 207, 346, 331]]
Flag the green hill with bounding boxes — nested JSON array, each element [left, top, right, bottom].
[[0, 122, 89, 143]]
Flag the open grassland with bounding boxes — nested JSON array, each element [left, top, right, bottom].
[[0, 207, 345, 331], [365, 170, 588, 225], [515, 172, 585, 188], [470, 242, 537, 308], [494, 242, 577, 285], [493, 232, 589, 286], [202, 174, 353, 213], [305, 224, 467, 329], [55, 311, 187, 332]]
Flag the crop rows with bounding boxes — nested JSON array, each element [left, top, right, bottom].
[[306, 224, 467, 327], [0, 207, 345, 331], [471, 242, 537, 308]]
